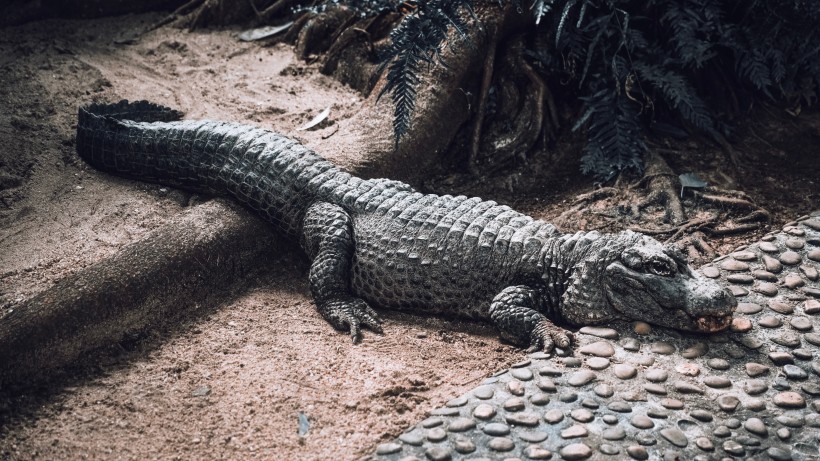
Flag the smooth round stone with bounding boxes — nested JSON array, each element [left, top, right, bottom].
[[745, 362, 770, 376], [503, 398, 525, 411], [586, 357, 610, 370], [453, 436, 476, 454], [801, 265, 819, 281], [675, 381, 704, 394], [621, 337, 641, 351], [755, 282, 779, 296], [580, 399, 597, 410], [777, 428, 791, 440], [634, 322, 652, 335], [772, 376, 792, 390], [424, 446, 452, 461], [763, 255, 783, 273], [737, 302, 763, 314], [767, 447, 793, 461], [727, 274, 753, 284], [630, 415, 654, 429], [790, 316, 813, 331], [626, 445, 649, 460], [602, 414, 618, 425], [690, 409, 713, 421], [518, 430, 549, 443], [732, 317, 753, 332], [704, 376, 732, 388], [599, 444, 620, 455], [776, 414, 804, 427], [539, 366, 562, 377], [743, 417, 767, 436], [427, 427, 447, 442], [804, 299, 820, 314], [636, 433, 656, 446], [570, 409, 594, 423], [773, 392, 806, 408], [780, 251, 802, 265], [537, 378, 557, 393], [717, 395, 740, 411], [701, 266, 720, 278], [593, 383, 614, 398], [644, 383, 667, 395], [743, 379, 768, 395], [808, 334, 820, 347], [567, 370, 597, 387], [559, 443, 592, 460], [563, 357, 583, 368], [660, 398, 684, 410], [399, 432, 424, 445], [473, 386, 495, 400], [695, 437, 714, 451], [759, 242, 779, 252], [647, 407, 669, 419], [634, 355, 655, 367], [660, 428, 688, 447], [759, 315, 783, 328], [543, 409, 564, 424], [512, 359, 532, 368], [772, 332, 802, 348], [561, 424, 589, 439], [431, 407, 460, 417], [508, 380, 525, 396], [769, 300, 795, 314], [448, 418, 477, 432], [783, 364, 807, 380], [608, 401, 632, 413], [682, 342, 708, 358], [473, 404, 496, 420], [531, 393, 551, 406], [675, 363, 700, 376], [578, 326, 619, 339], [602, 426, 626, 440], [487, 437, 514, 452], [376, 443, 402, 455], [805, 286, 820, 297], [713, 425, 731, 437], [614, 364, 637, 379], [752, 270, 778, 281], [483, 423, 510, 436], [740, 336, 764, 349], [558, 392, 578, 403], [707, 358, 731, 370], [721, 259, 749, 271], [506, 412, 540, 427], [785, 273, 805, 289], [722, 441, 745, 456], [422, 417, 444, 428], [511, 368, 533, 381], [732, 250, 758, 261], [810, 248, 820, 262], [524, 446, 552, 460], [786, 238, 805, 249], [645, 368, 669, 382], [803, 383, 820, 395], [730, 286, 749, 297], [651, 342, 676, 355]]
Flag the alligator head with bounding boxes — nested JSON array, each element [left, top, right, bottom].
[[560, 231, 737, 332]]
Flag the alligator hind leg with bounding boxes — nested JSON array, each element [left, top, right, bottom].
[[302, 202, 382, 342], [489, 285, 573, 352]]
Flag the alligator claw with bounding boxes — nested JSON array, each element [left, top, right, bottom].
[[320, 297, 383, 343], [529, 321, 574, 353]]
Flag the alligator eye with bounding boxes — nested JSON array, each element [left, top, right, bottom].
[[622, 251, 643, 270], [648, 258, 676, 276]]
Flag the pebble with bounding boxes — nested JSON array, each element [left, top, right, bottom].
[[578, 341, 615, 357], [512, 359, 532, 368], [786, 238, 805, 249], [482, 423, 510, 436], [809, 248, 820, 262], [780, 251, 802, 265], [660, 428, 688, 447], [675, 381, 705, 395], [777, 428, 791, 440], [507, 381, 525, 396], [447, 418, 476, 432], [510, 368, 533, 381], [599, 444, 620, 455], [539, 366, 562, 377], [567, 370, 596, 387], [701, 266, 720, 278], [660, 398, 684, 410], [759, 241, 780, 252], [727, 274, 753, 284], [769, 300, 795, 314], [767, 447, 793, 461], [776, 414, 804, 427], [745, 398, 766, 411], [644, 368, 668, 382], [690, 409, 713, 421], [801, 264, 819, 281], [752, 269, 778, 281], [773, 391, 806, 408], [707, 358, 730, 370], [745, 362, 770, 376], [772, 332, 801, 348], [543, 409, 564, 424], [633, 355, 655, 367], [722, 440, 745, 456], [740, 336, 764, 349], [682, 342, 708, 358], [759, 315, 783, 328], [647, 407, 668, 419], [399, 432, 424, 446], [560, 424, 589, 439], [729, 286, 749, 297], [744, 417, 767, 436], [487, 437, 514, 452], [737, 302, 763, 314], [505, 412, 540, 427], [570, 409, 594, 423], [651, 341, 675, 355], [804, 299, 820, 315], [586, 357, 610, 370], [713, 425, 731, 437], [376, 443, 402, 455], [630, 415, 654, 429], [732, 317, 753, 332], [634, 322, 652, 335], [644, 383, 667, 395], [503, 397, 525, 411], [720, 259, 749, 271], [755, 282, 779, 296], [627, 445, 649, 459], [473, 404, 496, 420], [559, 443, 592, 460], [602, 414, 618, 425], [783, 364, 807, 380], [518, 430, 548, 443], [695, 437, 714, 451], [530, 393, 550, 406], [558, 392, 578, 403], [602, 426, 626, 440], [473, 386, 495, 400], [790, 316, 813, 331], [621, 337, 641, 351], [537, 379, 557, 393], [743, 379, 768, 395], [593, 383, 613, 398], [578, 326, 619, 339], [424, 446, 452, 461], [427, 427, 447, 442], [453, 437, 475, 454], [785, 273, 805, 289], [732, 250, 758, 261], [675, 363, 700, 376], [763, 255, 783, 273], [608, 401, 632, 412], [562, 357, 582, 368], [717, 395, 740, 411], [523, 446, 552, 460], [614, 364, 637, 379], [769, 351, 795, 365], [804, 286, 820, 297], [704, 376, 732, 388]]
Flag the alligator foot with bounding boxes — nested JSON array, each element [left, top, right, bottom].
[[318, 297, 383, 343], [489, 285, 574, 353]]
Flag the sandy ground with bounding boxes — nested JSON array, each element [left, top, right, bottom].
[[0, 13, 524, 461]]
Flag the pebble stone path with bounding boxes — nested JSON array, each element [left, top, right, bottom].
[[367, 212, 820, 461]]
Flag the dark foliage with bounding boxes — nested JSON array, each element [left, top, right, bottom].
[[371, 0, 820, 178]]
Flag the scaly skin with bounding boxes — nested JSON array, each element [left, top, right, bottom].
[[77, 100, 737, 350]]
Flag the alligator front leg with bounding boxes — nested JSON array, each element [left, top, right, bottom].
[[489, 285, 573, 352], [302, 202, 382, 342]]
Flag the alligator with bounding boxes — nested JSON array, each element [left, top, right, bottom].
[[76, 100, 737, 351]]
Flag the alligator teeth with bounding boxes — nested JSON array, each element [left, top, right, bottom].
[[695, 314, 732, 332]]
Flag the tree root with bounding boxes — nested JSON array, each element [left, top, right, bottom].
[[468, 23, 500, 176], [635, 151, 686, 225]]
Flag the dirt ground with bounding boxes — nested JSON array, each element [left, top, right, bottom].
[[1, 10, 819, 461]]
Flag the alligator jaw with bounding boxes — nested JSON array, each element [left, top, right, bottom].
[[694, 313, 733, 332]]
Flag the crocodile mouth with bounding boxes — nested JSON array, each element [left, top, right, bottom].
[[694, 314, 733, 332]]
